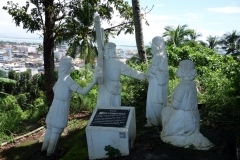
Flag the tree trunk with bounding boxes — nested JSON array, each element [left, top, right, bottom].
[[132, 0, 147, 63], [43, 0, 56, 108]]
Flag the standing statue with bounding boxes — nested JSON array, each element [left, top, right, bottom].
[[96, 42, 146, 107], [145, 36, 169, 127], [160, 60, 213, 150], [41, 56, 101, 156]]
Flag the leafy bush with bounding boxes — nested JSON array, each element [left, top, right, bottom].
[[28, 96, 48, 122], [0, 69, 48, 143], [21, 94, 47, 122], [0, 77, 16, 92], [17, 93, 32, 111], [0, 95, 24, 139]]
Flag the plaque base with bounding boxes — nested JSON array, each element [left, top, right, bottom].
[[86, 106, 136, 160]]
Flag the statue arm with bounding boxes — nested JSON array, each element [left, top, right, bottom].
[[65, 75, 96, 95], [172, 97, 181, 110], [120, 62, 146, 80], [76, 81, 96, 95], [171, 87, 183, 110]]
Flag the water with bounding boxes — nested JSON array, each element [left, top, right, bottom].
[[0, 37, 137, 51], [0, 37, 43, 44], [116, 45, 137, 51]]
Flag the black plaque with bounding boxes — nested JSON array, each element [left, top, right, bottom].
[[90, 109, 130, 128]]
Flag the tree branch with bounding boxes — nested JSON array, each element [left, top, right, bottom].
[[34, 0, 44, 30], [103, 21, 134, 32]]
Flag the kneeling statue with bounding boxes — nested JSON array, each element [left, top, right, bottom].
[[160, 60, 213, 150]]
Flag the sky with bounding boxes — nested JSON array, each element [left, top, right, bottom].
[[0, 0, 240, 46]]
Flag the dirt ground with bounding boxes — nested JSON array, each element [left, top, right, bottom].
[[117, 127, 236, 160], [0, 112, 237, 160]]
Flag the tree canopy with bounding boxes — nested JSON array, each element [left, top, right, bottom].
[[162, 24, 194, 47], [220, 30, 240, 55]]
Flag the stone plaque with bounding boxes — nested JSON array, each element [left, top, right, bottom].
[[90, 109, 130, 128]]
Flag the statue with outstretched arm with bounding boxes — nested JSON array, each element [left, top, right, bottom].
[[41, 56, 101, 156], [96, 42, 147, 108]]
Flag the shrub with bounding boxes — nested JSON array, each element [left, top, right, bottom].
[[17, 93, 32, 111], [0, 95, 24, 139]]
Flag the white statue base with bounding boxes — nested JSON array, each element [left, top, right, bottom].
[[86, 106, 136, 159]]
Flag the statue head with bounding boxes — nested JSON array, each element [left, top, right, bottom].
[[104, 42, 116, 60], [177, 60, 197, 80], [152, 36, 165, 55], [58, 56, 74, 76]]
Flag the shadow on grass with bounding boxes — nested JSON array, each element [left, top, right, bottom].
[[0, 126, 89, 160]]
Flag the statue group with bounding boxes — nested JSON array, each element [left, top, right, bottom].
[[41, 36, 213, 156]]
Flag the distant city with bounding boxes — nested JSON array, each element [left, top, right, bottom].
[[0, 38, 138, 76]]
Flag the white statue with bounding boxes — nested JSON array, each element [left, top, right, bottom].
[[160, 60, 213, 150], [96, 42, 146, 107], [145, 36, 169, 127], [41, 56, 101, 156]]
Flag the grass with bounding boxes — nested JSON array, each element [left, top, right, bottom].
[[60, 129, 89, 160], [0, 117, 90, 160], [60, 118, 89, 160]]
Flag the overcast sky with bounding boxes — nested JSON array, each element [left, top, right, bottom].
[[0, 0, 240, 46]]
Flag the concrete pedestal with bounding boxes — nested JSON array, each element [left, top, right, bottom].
[[86, 106, 136, 159]]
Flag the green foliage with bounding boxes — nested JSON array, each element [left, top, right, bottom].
[[0, 68, 8, 77], [220, 30, 240, 55], [4, 70, 43, 106], [37, 73, 46, 91], [0, 77, 16, 84], [104, 145, 122, 158], [2, 1, 42, 33], [55, 125, 89, 160], [17, 93, 32, 111], [0, 77, 16, 92], [0, 69, 47, 142], [17, 70, 31, 93], [205, 35, 221, 50], [0, 95, 24, 140], [163, 24, 195, 47], [70, 66, 98, 113], [25, 95, 47, 122], [122, 57, 148, 126]]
